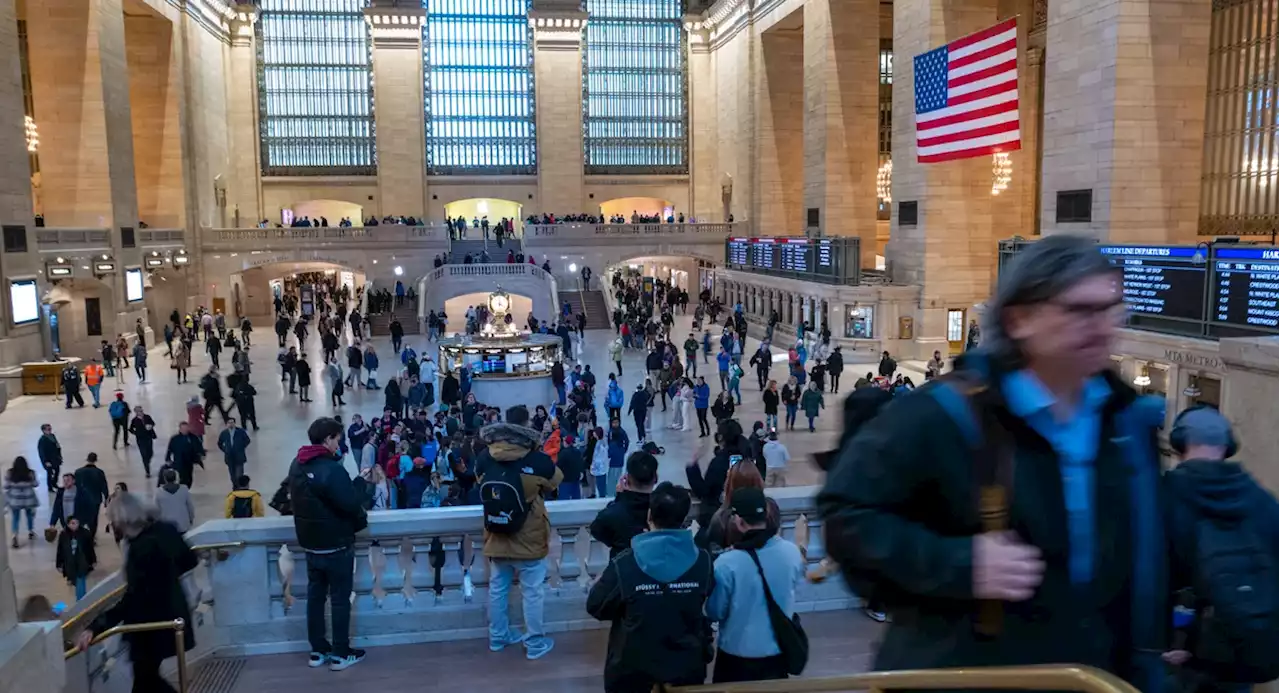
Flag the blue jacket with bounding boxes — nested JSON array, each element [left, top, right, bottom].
[[217, 427, 251, 465], [605, 382, 625, 409], [607, 427, 630, 468], [693, 383, 710, 409], [401, 348, 417, 365], [364, 351, 379, 371], [716, 351, 731, 372], [420, 439, 440, 467], [702, 333, 711, 353], [407, 382, 427, 406], [347, 422, 369, 450]]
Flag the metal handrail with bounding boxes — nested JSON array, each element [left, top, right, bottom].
[[659, 665, 1142, 693], [64, 618, 190, 693], [60, 541, 244, 634]]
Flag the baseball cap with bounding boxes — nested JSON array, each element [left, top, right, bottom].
[[730, 487, 768, 524]]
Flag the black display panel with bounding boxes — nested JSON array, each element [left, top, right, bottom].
[[1210, 247, 1279, 333], [1100, 245, 1207, 325], [724, 236, 859, 285]]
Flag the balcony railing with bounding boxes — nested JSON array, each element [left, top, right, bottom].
[[139, 228, 185, 247], [525, 222, 741, 242], [200, 225, 449, 251], [417, 262, 559, 318], [34, 228, 112, 252], [160, 487, 846, 656]]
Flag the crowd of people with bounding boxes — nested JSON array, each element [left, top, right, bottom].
[[526, 211, 712, 225]]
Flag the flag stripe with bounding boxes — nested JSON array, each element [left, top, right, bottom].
[[948, 58, 1018, 89], [947, 81, 1018, 108], [916, 87, 1017, 125], [949, 44, 1017, 76], [917, 109, 1019, 139], [950, 19, 1017, 55], [918, 119, 1020, 148], [949, 69, 1016, 97], [919, 139, 1022, 164], [918, 131, 1022, 160]]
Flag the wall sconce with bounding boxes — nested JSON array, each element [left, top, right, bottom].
[[876, 158, 893, 202], [24, 116, 38, 153], [990, 152, 1012, 196]]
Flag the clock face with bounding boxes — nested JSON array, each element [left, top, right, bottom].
[[490, 294, 509, 312]]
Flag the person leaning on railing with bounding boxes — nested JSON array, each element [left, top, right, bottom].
[[73, 492, 197, 693]]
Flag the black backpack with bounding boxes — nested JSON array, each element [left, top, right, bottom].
[[230, 494, 255, 519], [1188, 515, 1279, 683], [480, 462, 528, 534]]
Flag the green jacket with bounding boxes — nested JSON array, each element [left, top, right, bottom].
[[800, 388, 824, 416]]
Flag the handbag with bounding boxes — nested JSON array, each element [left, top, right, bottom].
[[746, 548, 808, 675]]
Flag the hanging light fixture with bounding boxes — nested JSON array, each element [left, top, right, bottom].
[[24, 115, 38, 153], [876, 158, 893, 202], [990, 152, 1012, 195]]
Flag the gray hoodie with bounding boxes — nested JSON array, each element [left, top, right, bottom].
[[155, 483, 195, 532]]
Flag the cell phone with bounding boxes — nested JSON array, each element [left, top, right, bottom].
[[729, 455, 743, 465]]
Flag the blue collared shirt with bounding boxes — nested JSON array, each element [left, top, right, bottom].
[[1001, 371, 1111, 584]]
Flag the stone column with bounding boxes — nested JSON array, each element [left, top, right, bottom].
[[887, 0, 999, 357], [687, 21, 719, 221], [367, 6, 427, 219], [0, 0, 41, 365], [125, 13, 185, 229], [531, 10, 586, 215], [752, 23, 804, 233], [1038, 0, 1210, 243], [803, 0, 879, 267], [226, 6, 263, 226], [28, 0, 144, 324]]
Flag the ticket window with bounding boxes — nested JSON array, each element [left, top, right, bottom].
[[1184, 373, 1222, 409], [846, 306, 874, 339], [1133, 362, 1169, 398], [946, 309, 966, 354]]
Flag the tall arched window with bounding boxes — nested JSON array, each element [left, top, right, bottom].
[[256, 0, 376, 176], [583, 0, 688, 174], [424, 0, 537, 175]]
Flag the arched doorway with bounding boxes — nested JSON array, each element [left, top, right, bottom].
[[289, 199, 364, 226], [440, 291, 535, 334], [230, 261, 365, 320], [443, 198, 523, 235], [598, 197, 674, 221]]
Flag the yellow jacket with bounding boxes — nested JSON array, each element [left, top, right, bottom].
[[224, 489, 264, 518]]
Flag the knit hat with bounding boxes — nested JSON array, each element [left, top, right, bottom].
[[1175, 407, 1234, 450]]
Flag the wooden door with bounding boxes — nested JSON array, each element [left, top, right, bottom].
[[946, 308, 966, 355]]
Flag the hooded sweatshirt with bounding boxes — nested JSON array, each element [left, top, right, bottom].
[[706, 531, 807, 658], [155, 482, 196, 532], [476, 422, 562, 560], [1165, 458, 1279, 571], [287, 444, 368, 552]]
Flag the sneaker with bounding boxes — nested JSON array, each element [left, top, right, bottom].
[[308, 651, 330, 668], [862, 606, 889, 623], [488, 630, 524, 652], [524, 637, 555, 660], [328, 649, 366, 671]]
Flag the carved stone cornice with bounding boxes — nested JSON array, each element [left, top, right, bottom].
[[528, 10, 587, 51], [228, 4, 257, 48], [364, 6, 425, 49]]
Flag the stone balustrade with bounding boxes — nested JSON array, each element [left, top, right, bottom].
[[418, 262, 560, 319], [138, 228, 185, 247], [34, 228, 113, 251], [525, 222, 741, 242], [201, 225, 450, 251], [171, 487, 849, 656]]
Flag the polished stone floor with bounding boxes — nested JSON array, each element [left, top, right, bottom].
[[3, 309, 926, 606]]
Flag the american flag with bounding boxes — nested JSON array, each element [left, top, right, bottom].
[[913, 18, 1021, 164]]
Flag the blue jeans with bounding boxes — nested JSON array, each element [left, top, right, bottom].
[[765, 413, 778, 430], [595, 475, 609, 498], [88, 384, 101, 407], [306, 548, 355, 657], [489, 558, 549, 651], [807, 415, 817, 431], [785, 403, 798, 428], [555, 383, 566, 405], [9, 507, 34, 534], [729, 381, 741, 404], [558, 481, 581, 500], [74, 576, 87, 600]]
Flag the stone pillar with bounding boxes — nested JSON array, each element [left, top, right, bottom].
[[803, 0, 879, 267], [687, 21, 719, 221], [752, 23, 804, 233], [367, 6, 427, 219], [887, 0, 999, 357], [28, 0, 144, 327], [226, 6, 263, 226], [1038, 0, 1210, 243], [125, 12, 185, 229], [531, 10, 586, 215]]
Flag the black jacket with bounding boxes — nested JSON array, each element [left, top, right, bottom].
[[877, 355, 896, 377], [38, 433, 63, 468], [762, 389, 779, 415], [589, 490, 651, 560], [827, 350, 844, 375], [817, 361, 1163, 678], [288, 445, 367, 551], [441, 374, 460, 405], [74, 464, 109, 506], [165, 433, 205, 472], [587, 532, 713, 692], [557, 444, 586, 486], [129, 415, 158, 453], [91, 521, 197, 658], [57, 525, 97, 580], [347, 345, 362, 369]]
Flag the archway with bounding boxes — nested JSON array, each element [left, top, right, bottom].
[[598, 197, 674, 221], [290, 199, 364, 226], [230, 261, 365, 320], [443, 198, 523, 232], [441, 291, 534, 334]]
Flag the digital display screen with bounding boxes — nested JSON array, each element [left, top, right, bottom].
[[482, 354, 506, 374], [724, 236, 857, 285], [125, 268, 144, 303], [9, 279, 38, 325], [1100, 246, 1205, 321], [1210, 247, 1279, 331]]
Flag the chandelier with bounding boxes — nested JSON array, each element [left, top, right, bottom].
[[24, 115, 38, 153], [990, 152, 1011, 195], [876, 159, 892, 202]]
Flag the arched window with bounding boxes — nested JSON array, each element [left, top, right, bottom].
[[424, 0, 537, 174], [583, 0, 688, 174], [256, 0, 376, 176]]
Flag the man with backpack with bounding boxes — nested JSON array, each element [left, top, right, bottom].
[[475, 405, 561, 660], [817, 236, 1169, 691], [1162, 405, 1278, 691], [225, 475, 264, 518], [109, 393, 131, 449]]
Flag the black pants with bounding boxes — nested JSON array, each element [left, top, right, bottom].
[[112, 417, 130, 446], [236, 401, 258, 430], [306, 547, 355, 657], [696, 408, 710, 436], [633, 413, 646, 441], [209, 352, 219, 368], [135, 363, 147, 381], [615, 360, 622, 376], [830, 373, 840, 392], [392, 336, 402, 353], [131, 651, 177, 693], [757, 370, 768, 390], [138, 443, 154, 476], [44, 464, 60, 491], [331, 383, 345, 406], [711, 650, 788, 684], [277, 333, 287, 347], [607, 407, 621, 422], [65, 389, 84, 408], [204, 399, 230, 424]]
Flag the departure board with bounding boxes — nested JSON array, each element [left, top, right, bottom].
[[724, 236, 860, 285], [1211, 247, 1279, 331], [1101, 245, 1207, 321]]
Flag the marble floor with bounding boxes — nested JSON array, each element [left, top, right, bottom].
[[2, 309, 921, 606]]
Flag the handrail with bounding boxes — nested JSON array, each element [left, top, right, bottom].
[[659, 665, 1142, 693], [64, 618, 190, 693]]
